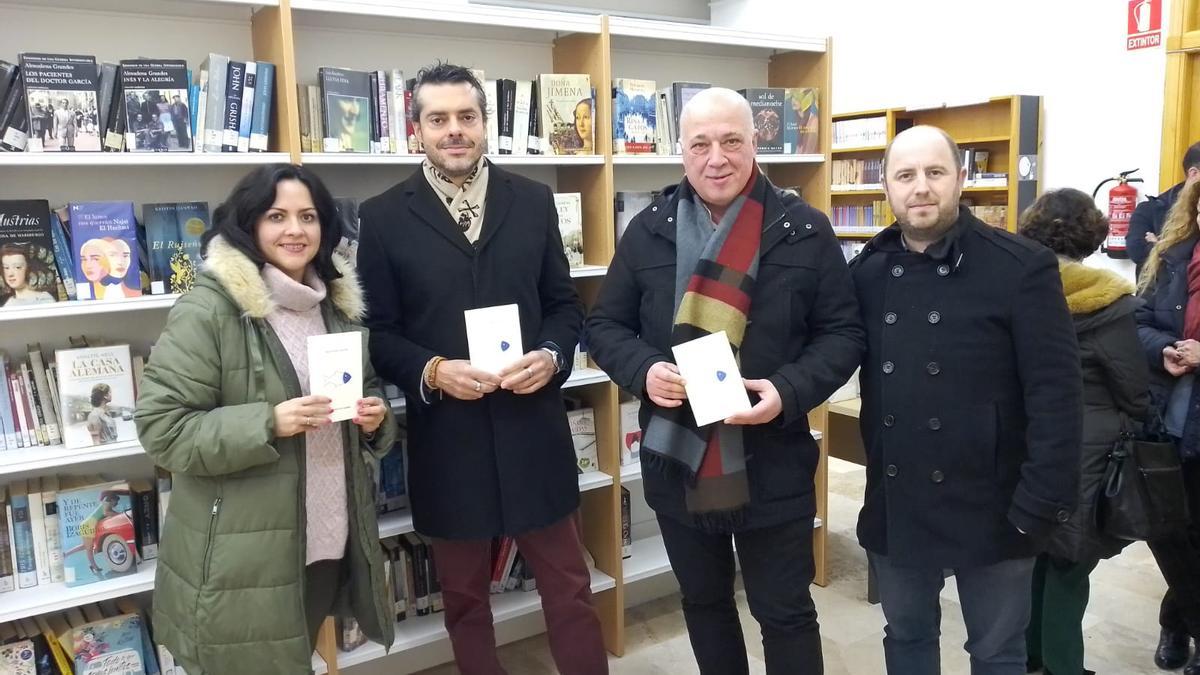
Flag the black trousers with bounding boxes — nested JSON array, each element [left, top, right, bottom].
[[305, 557, 346, 647], [657, 513, 823, 675], [1152, 459, 1200, 638]]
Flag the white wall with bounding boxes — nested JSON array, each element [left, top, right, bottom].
[[712, 0, 1173, 277]]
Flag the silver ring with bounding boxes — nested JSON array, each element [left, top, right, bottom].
[[525, 367, 533, 379], [473, 381, 481, 392], [304, 415, 312, 426]]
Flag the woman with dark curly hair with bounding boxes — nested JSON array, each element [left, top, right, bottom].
[[1019, 187, 1149, 675]]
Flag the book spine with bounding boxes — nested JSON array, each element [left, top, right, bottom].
[[41, 485, 63, 583], [222, 61, 245, 152], [203, 55, 229, 153], [309, 85, 323, 154], [527, 79, 541, 154], [133, 486, 159, 560], [388, 70, 404, 154], [26, 490, 50, 586], [97, 63, 118, 147], [103, 78, 125, 152], [490, 537, 513, 593], [512, 80, 531, 155], [498, 79, 515, 154], [248, 62, 274, 152], [0, 498, 13, 592], [49, 212, 77, 300], [19, 364, 45, 446], [10, 373, 29, 447], [236, 61, 256, 152], [9, 495, 37, 589], [0, 358, 16, 450], [27, 351, 60, 445], [195, 67, 209, 152], [376, 70, 391, 154], [0, 76, 28, 152], [368, 71, 379, 154]]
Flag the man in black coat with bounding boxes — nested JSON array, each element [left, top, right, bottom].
[[850, 125, 1082, 675], [586, 88, 864, 675], [1128, 141, 1200, 277], [357, 63, 606, 675]]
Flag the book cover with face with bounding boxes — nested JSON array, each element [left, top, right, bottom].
[[68, 202, 142, 301], [0, 200, 61, 307], [55, 345, 136, 450]]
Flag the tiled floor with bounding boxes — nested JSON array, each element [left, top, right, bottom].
[[418, 458, 1172, 674]]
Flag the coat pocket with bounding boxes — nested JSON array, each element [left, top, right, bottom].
[[938, 403, 998, 484]]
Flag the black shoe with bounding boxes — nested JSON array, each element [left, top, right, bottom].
[[1157, 628, 1191, 670], [1184, 648, 1200, 675]]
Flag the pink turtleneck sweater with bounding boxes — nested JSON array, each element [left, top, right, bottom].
[[261, 264, 347, 565]]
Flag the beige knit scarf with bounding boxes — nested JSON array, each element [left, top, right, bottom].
[[422, 156, 489, 244]]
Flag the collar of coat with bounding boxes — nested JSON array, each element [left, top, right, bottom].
[[1057, 258, 1135, 315], [644, 172, 804, 251], [202, 234, 366, 321]]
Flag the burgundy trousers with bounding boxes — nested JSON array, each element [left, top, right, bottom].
[[430, 515, 609, 675]]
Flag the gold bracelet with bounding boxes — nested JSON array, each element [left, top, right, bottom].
[[424, 356, 445, 390]]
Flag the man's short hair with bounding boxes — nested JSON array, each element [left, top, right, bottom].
[[1184, 141, 1200, 173], [882, 126, 962, 178], [410, 62, 488, 124]]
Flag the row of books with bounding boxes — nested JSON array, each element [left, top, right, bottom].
[[960, 148, 1008, 185], [0, 343, 141, 452], [0, 199, 211, 308], [0, 52, 275, 154], [966, 203, 1008, 228], [832, 158, 883, 188], [832, 116, 887, 149], [831, 202, 891, 229], [1, 600, 184, 675], [1, 473, 167, 594], [302, 67, 595, 157]]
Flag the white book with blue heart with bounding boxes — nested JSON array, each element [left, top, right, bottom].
[[307, 331, 363, 422], [671, 331, 752, 427], [465, 304, 523, 375]]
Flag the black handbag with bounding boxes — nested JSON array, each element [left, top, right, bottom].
[[1098, 419, 1190, 541]]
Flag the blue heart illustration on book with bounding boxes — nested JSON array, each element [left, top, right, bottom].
[[500, 341, 511, 352], [342, 372, 352, 384], [716, 370, 727, 382]]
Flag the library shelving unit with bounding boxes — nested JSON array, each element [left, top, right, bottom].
[[830, 96, 1043, 239], [0, 1, 833, 673], [1162, 0, 1200, 191]]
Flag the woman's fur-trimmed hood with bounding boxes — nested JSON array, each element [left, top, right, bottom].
[[201, 234, 366, 321], [1058, 258, 1135, 315]]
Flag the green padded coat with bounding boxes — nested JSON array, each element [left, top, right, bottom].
[[135, 235, 397, 674]]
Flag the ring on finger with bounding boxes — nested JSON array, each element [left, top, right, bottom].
[[304, 415, 312, 426], [525, 367, 533, 379], [473, 380, 482, 393]]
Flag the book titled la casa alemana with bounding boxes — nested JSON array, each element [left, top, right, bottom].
[[55, 345, 136, 450]]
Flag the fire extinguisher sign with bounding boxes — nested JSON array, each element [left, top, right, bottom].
[[1128, 0, 1162, 51]]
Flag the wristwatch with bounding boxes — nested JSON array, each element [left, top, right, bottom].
[[540, 343, 565, 374]]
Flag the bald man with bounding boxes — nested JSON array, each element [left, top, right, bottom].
[[850, 125, 1081, 675], [586, 87, 864, 674]]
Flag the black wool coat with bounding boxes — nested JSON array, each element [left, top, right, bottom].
[[585, 181, 865, 529], [850, 208, 1083, 568], [357, 163, 584, 539]]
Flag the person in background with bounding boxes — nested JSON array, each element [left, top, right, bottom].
[[850, 125, 1082, 675], [1135, 179, 1200, 675], [1018, 188, 1149, 675], [135, 164, 398, 674], [1129, 142, 1200, 279]]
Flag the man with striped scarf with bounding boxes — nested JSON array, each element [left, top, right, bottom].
[[586, 88, 864, 674]]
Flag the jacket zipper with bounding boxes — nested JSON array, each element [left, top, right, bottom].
[[201, 494, 222, 586]]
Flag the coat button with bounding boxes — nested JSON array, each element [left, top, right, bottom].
[[926, 361, 940, 376], [1177, 305, 1184, 310], [652, 206, 658, 212], [891, 265, 904, 278], [886, 464, 899, 477], [884, 311, 897, 325], [784, 222, 792, 228], [882, 360, 895, 374], [667, 216, 674, 222], [805, 223, 813, 229], [930, 469, 945, 483], [937, 264, 950, 276], [927, 311, 941, 324], [883, 414, 895, 427], [1056, 508, 1070, 523], [928, 417, 942, 431]]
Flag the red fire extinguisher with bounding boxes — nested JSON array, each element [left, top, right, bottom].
[[1092, 169, 1144, 259]]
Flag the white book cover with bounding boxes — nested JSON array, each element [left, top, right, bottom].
[[25, 486, 50, 586], [40, 475, 64, 583], [306, 331, 363, 422], [485, 79, 499, 156], [513, 80, 532, 155], [55, 345, 136, 449], [554, 192, 584, 268], [465, 304, 522, 375], [671, 331, 751, 427], [389, 69, 407, 155], [567, 408, 598, 473]]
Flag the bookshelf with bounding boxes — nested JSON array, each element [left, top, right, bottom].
[[1162, 0, 1200, 191], [830, 96, 1043, 239], [0, 2, 833, 673]]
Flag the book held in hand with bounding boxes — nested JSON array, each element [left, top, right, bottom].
[[307, 331, 363, 422], [671, 331, 752, 427], [464, 304, 523, 375]]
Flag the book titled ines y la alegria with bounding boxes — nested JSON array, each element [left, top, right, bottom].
[[55, 345, 136, 450], [320, 67, 372, 153], [612, 78, 656, 155], [19, 52, 101, 151], [68, 202, 142, 301], [0, 200, 62, 308], [142, 202, 210, 294], [120, 58, 192, 152], [57, 480, 138, 587], [538, 74, 592, 156]]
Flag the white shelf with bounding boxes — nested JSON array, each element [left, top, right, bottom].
[[570, 265, 608, 279], [831, 183, 883, 192], [607, 16, 826, 57], [314, 567, 616, 673], [292, 0, 601, 38], [833, 227, 884, 237], [0, 440, 145, 478], [1, 0, 276, 21], [0, 560, 157, 624], [619, 461, 641, 483], [614, 154, 823, 166], [300, 153, 604, 167], [387, 369, 610, 411], [0, 294, 181, 323], [577, 470, 613, 492], [0, 152, 290, 168], [623, 534, 669, 584]]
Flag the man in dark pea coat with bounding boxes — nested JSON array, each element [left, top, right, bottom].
[[849, 125, 1082, 675], [357, 63, 606, 675]]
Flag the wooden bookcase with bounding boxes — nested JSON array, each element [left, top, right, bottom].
[[1162, 0, 1200, 190], [0, 1, 832, 673], [830, 96, 1043, 240]]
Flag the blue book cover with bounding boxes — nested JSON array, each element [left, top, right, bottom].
[[236, 62, 255, 152], [57, 481, 138, 587], [249, 61, 274, 152], [221, 60, 244, 152], [612, 78, 656, 155], [67, 201, 141, 301], [378, 441, 408, 513], [141, 202, 209, 295], [71, 613, 147, 674], [49, 210, 76, 300], [10, 486, 37, 588]]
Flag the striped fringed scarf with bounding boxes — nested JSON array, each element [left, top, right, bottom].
[[641, 166, 767, 532]]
